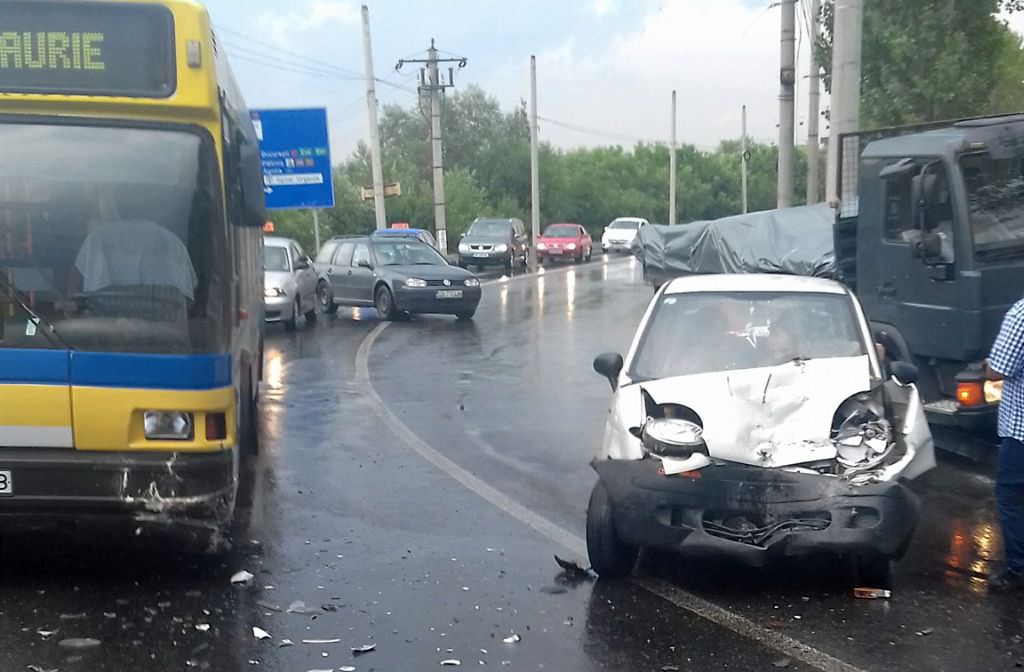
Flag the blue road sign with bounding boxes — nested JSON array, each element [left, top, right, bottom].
[[250, 108, 335, 210]]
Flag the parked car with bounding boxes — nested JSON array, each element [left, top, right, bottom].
[[586, 273, 935, 587], [457, 218, 529, 271], [371, 227, 439, 250], [316, 236, 481, 320], [601, 217, 649, 253], [264, 235, 318, 330], [536, 223, 593, 264]]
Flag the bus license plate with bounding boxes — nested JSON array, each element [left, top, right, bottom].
[[436, 290, 463, 299], [0, 471, 11, 496]]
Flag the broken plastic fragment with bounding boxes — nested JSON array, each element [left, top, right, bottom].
[[853, 587, 891, 599], [339, 667, 356, 672], [231, 570, 255, 585], [772, 658, 792, 669], [287, 600, 319, 614], [553, 555, 589, 576], [58, 637, 101, 650], [36, 628, 58, 640], [27, 666, 57, 672], [441, 660, 462, 667], [502, 634, 521, 644], [279, 639, 294, 648], [195, 624, 211, 632], [915, 628, 934, 637], [303, 638, 342, 644], [352, 643, 377, 655], [661, 666, 681, 672], [252, 627, 272, 640]]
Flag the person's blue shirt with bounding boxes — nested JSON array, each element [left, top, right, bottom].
[[990, 298, 1024, 442]]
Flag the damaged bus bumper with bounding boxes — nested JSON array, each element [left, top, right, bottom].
[[0, 448, 236, 527], [593, 458, 920, 564]]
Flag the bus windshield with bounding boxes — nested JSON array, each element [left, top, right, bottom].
[[0, 122, 229, 354]]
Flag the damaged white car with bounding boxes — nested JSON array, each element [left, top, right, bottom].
[[587, 274, 935, 586]]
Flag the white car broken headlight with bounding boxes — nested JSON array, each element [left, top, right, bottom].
[[642, 418, 706, 458]]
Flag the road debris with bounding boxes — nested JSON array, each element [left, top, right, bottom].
[[256, 600, 282, 612], [502, 634, 521, 644], [853, 587, 891, 599], [661, 666, 680, 672], [352, 643, 377, 655], [195, 624, 211, 632], [59, 612, 87, 620], [58, 637, 101, 650], [231, 570, 255, 585], [441, 660, 462, 667], [553, 555, 590, 577], [36, 628, 58, 640], [339, 667, 356, 672], [27, 665, 57, 672], [772, 658, 792, 669], [287, 600, 319, 614], [252, 627, 272, 640], [280, 639, 294, 648], [916, 628, 934, 637], [539, 585, 568, 594], [303, 638, 342, 645]]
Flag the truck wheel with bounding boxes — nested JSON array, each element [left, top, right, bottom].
[[586, 480, 639, 579], [852, 553, 893, 590]]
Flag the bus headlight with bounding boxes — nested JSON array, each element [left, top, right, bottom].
[[986, 380, 1003, 403], [144, 411, 194, 441]]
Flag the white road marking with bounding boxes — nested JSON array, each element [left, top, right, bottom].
[[354, 276, 867, 672]]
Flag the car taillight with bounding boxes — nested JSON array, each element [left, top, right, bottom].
[[956, 382, 985, 407]]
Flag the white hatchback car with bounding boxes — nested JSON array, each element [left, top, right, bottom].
[[601, 217, 649, 253], [587, 274, 935, 586]]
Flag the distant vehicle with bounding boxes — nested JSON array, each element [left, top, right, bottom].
[[264, 236, 319, 330], [458, 218, 530, 271], [316, 236, 481, 320], [536, 224, 593, 264], [587, 273, 935, 587], [371, 227, 439, 249], [601, 217, 649, 253]]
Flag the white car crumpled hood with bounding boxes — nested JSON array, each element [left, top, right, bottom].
[[618, 355, 873, 468]]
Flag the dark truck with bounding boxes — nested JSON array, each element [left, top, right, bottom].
[[834, 115, 1024, 455]]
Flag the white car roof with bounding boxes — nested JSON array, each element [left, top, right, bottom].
[[264, 236, 294, 248], [662, 273, 849, 296]]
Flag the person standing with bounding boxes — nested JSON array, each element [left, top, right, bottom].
[[988, 297, 1024, 591]]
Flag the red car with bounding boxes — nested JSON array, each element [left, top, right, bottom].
[[536, 223, 593, 264]]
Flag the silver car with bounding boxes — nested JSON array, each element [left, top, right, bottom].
[[264, 236, 318, 330]]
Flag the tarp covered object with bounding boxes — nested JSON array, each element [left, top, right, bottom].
[[633, 203, 837, 286]]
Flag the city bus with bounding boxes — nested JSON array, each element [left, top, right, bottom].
[[0, 0, 265, 546]]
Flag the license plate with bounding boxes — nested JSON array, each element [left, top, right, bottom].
[[473, 253, 489, 258], [0, 470, 11, 496], [436, 290, 463, 299]]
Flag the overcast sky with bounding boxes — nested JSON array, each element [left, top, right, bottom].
[[202, 0, 1024, 162]]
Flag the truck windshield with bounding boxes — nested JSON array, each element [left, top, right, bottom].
[[961, 153, 1024, 259], [0, 122, 229, 354]]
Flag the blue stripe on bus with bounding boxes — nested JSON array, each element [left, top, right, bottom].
[[0, 349, 71, 385], [0, 350, 231, 390], [71, 353, 232, 390]]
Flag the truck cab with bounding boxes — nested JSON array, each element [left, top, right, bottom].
[[834, 115, 1024, 454]]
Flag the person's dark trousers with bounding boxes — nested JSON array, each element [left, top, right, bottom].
[[998, 437, 1024, 575]]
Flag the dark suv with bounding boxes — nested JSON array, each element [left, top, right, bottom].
[[457, 218, 530, 271]]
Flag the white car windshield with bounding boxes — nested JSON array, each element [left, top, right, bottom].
[[630, 291, 866, 380], [608, 221, 641, 230]]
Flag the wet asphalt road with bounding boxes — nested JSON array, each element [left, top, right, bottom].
[[0, 256, 1020, 672]]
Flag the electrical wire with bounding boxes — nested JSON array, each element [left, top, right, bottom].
[[537, 115, 721, 152]]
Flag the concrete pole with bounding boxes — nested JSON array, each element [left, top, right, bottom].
[[361, 5, 386, 230], [825, 0, 863, 206], [429, 41, 448, 253], [806, 0, 821, 204], [778, 0, 796, 209], [741, 105, 749, 214], [669, 90, 677, 225], [529, 55, 540, 269], [312, 209, 321, 251]]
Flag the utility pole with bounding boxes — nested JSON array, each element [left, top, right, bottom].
[[396, 43, 467, 254], [313, 210, 321, 251], [741, 105, 749, 214], [778, 0, 796, 209], [826, 0, 863, 206], [806, 0, 821, 204], [361, 5, 386, 230], [529, 55, 540, 269], [669, 90, 677, 225]]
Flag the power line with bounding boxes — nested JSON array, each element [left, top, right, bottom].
[[537, 115, 721, 152], [222, 42, 361, 80]]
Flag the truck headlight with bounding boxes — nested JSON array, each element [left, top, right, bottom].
[[404, 278, 428, 288], [264, 287, 285, 298], [144, 411, 194, 441]]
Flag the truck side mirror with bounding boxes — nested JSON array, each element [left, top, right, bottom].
[[910, 173, 939, 232], [912, 231, 943, 259]]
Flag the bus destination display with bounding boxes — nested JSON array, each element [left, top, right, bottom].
[[0, 2, 175, 97]]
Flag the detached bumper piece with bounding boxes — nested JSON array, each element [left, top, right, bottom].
[[593, 458, 920, 565], [0, 448, 235, 525]]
